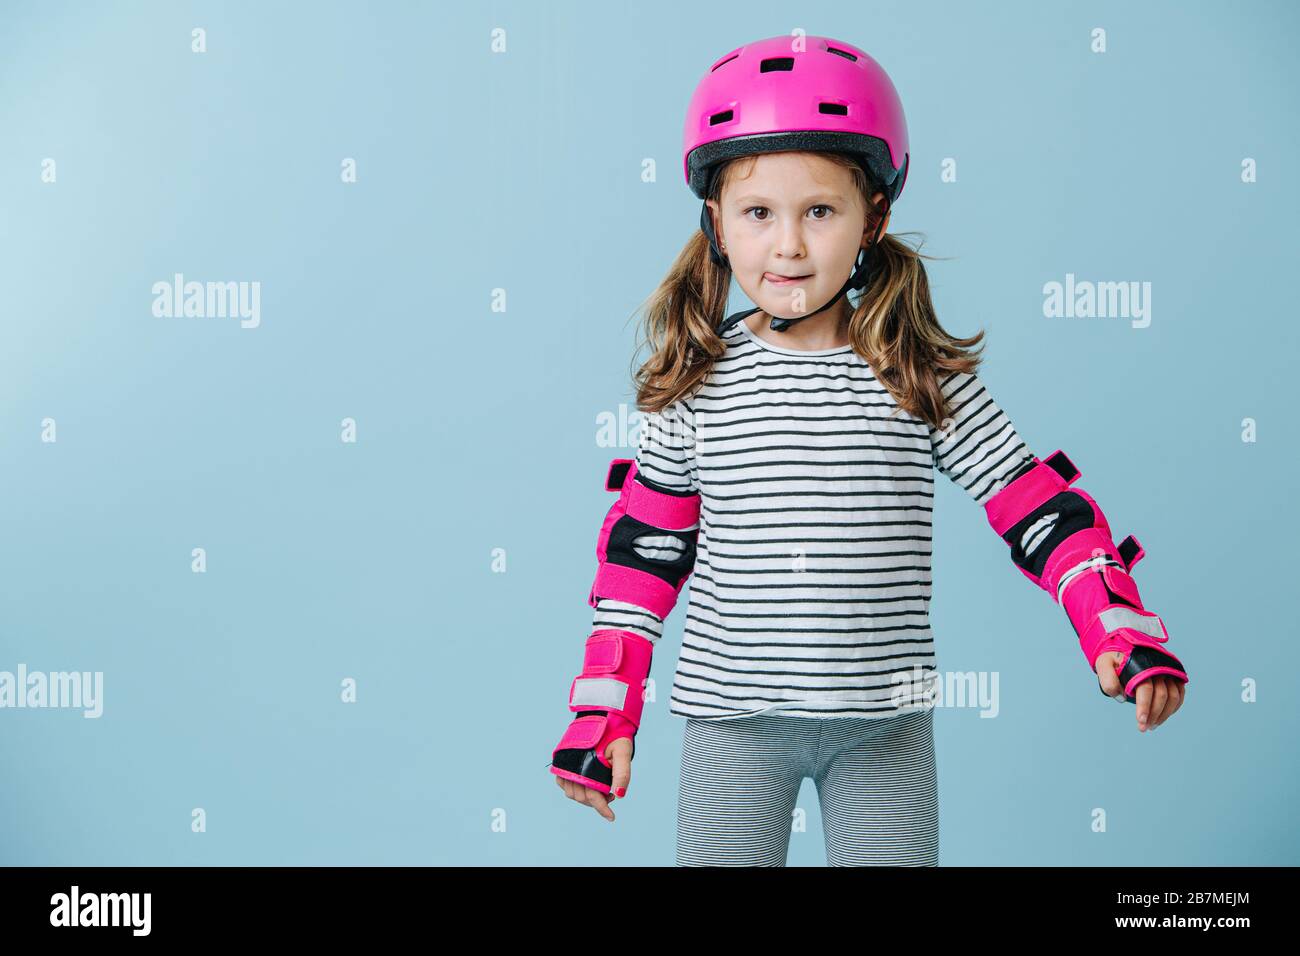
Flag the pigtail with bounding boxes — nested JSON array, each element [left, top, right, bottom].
[[630, 223, 732, 414], [846, 224, 985, 431]]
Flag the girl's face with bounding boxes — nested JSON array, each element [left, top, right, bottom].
[[707, 152, 888, 321]]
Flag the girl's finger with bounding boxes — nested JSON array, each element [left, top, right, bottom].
[[1096, 653, 1123, 697], [608, 738, 633, 799], [1161, 680, 1185, 724], [1148, 679, 1169, 728], [587, 789, 615, 822], [1158, 678, 1181, 726], [1149, 681, 1170, 723], [1135, 681, 1153, 730]]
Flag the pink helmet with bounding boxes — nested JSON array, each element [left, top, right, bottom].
[[682, 34, 909, 203], [680, 35, 911, 334]]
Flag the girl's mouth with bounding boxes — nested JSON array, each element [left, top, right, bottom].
[[764, 273, 812, 285]]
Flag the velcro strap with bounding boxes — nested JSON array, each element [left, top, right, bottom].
[[588, 563, 680, 619], [1044, 450, 1079, 484], [1099, 606, 1167, 642], [1042, 527, 1120, 598], [555, 713, 607, 752], [569, 676, 630, 712], [623, 470, 699, 530], [605, 459, 634, 491], [1100, 564, 1141, 606], [1117, 534, 1144, 571], [582, 630, 624, 674], [1055, 552, 1120, 604], [985, 451, 1075, 536]]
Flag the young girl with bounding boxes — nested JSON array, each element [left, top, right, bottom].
[[549, 34, 1189, 866]]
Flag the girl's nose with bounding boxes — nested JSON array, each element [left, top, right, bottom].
[[777, 224, 805, 257]]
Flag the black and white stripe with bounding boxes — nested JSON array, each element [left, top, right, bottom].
[[593, 318, 1034, 720]]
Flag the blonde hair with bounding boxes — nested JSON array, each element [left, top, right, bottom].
[[626, 151, 986, 430]]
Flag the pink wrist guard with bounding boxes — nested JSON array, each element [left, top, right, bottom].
[[550, 629, 653, 794]]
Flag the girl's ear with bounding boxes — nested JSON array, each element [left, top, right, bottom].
[[864, 191, 890, 246], [705, 198, 723, 247]]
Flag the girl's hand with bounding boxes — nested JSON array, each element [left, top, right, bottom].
[[1095, 652, 1185, 732], [553, 737, 633, 822]]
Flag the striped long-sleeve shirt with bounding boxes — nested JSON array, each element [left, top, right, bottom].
[[592, 316, 1036, 720]]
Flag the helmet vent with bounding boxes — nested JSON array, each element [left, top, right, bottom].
[[708, 109, 734, 126], [710, 52, 739, 72], [759, 57, 794, 72], [818, 103, 848, 115], [826, 46, 858, 61]]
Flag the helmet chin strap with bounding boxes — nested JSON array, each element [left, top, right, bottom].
[[703, 193, 892, 336]]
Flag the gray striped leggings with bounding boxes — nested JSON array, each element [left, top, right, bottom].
[[676, 707, 939, 866]]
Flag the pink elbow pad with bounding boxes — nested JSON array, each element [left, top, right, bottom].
[[984, 450, 1189, 703], [587, 458, 701, 621]]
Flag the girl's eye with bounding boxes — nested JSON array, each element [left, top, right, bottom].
[[743, 205, 835, 221]]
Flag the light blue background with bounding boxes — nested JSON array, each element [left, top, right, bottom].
[[1, 0, 1295, 866]]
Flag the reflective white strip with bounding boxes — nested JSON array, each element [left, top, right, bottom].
[[1099, 606, 1164, 641], [570, 677, 629, 711], [1056, 555, 1123, 603]]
